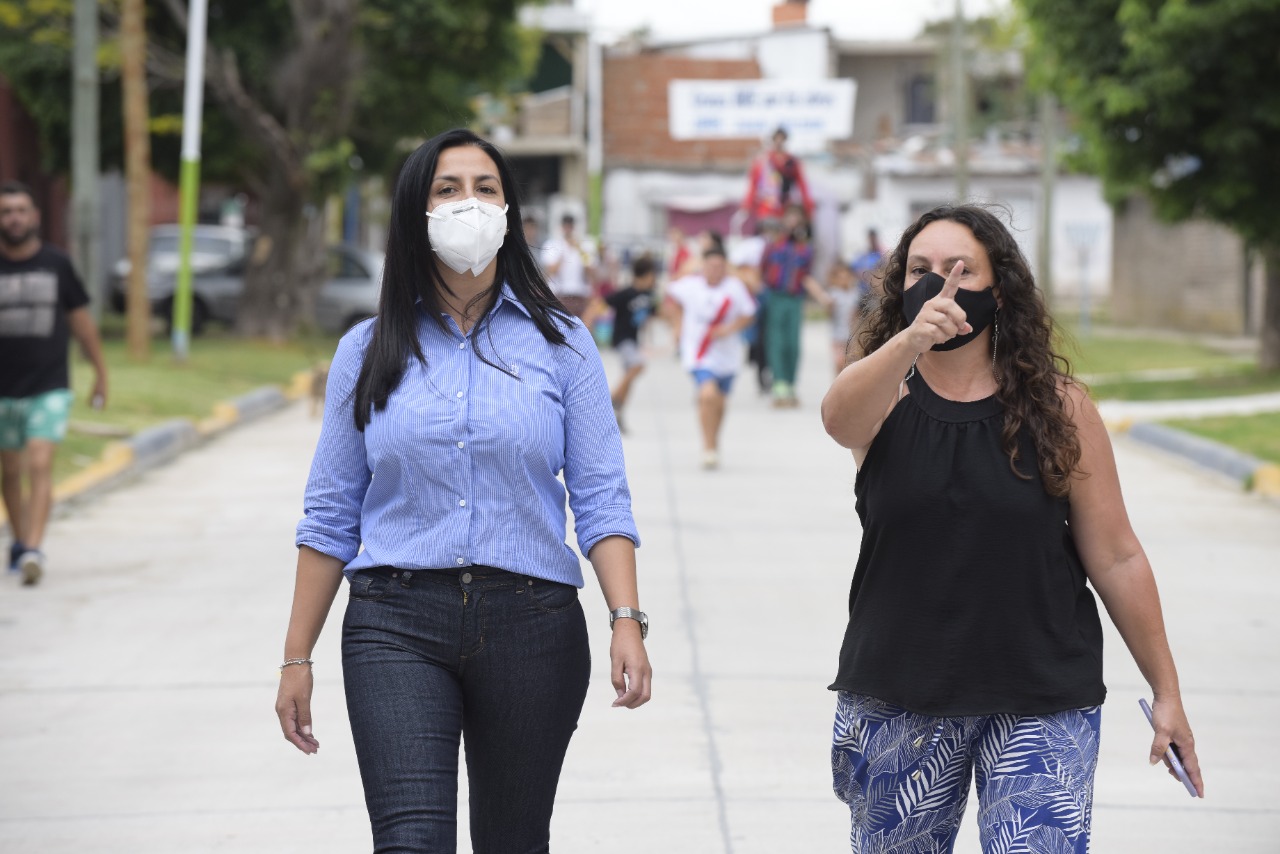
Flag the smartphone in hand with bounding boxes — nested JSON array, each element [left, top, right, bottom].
[[1139, 698, 1198, 798]]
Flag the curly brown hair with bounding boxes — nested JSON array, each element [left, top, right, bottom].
[[855, 205, 1081, 497]]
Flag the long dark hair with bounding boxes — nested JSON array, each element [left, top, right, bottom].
[[352, 129, 571, 430], [857, 205, 1081, 497]]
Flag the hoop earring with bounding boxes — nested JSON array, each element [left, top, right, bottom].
[[991, 310, 1001, 383]]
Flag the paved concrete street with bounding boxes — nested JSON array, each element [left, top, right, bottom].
[[2, 322, 1277, 853]]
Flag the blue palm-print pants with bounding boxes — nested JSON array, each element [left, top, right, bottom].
[[832, 692, 1102, 854]]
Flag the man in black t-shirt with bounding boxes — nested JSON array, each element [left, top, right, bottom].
[[603, 255, 658, 434], [0, 181, 108, 586]]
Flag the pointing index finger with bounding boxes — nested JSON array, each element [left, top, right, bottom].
[[939, 260, 964, 301]]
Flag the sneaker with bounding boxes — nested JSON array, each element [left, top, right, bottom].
[[17, 550, 43, 586], [7, 541, 25, 572], [701, 450, 720, 470]]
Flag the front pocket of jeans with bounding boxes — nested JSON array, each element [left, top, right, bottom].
[[348, 572, 392, 602], [526, 579, 578, 613]]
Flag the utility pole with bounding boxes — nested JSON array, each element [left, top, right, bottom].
[[71, 0, 101, 320], [122, 0, 152, 360], [587, 34, 603, 239], [1037, 91, 1056, 302], [172, 0, 209, 361], [950, 0, 970, 203]]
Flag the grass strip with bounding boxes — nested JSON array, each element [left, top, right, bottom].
[[1058, 328, 1250, 377], [59, 331, 336, 483], [1088, 365, 1280, 401], [1164, 412, 1280, 467]]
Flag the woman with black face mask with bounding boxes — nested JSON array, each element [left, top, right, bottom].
[[820, 205, 1203, 852]]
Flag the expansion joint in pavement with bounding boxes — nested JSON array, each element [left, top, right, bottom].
[[654, 405, 736, 854]]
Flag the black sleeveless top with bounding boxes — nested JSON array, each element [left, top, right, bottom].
[[829, 370, 1106, 716]]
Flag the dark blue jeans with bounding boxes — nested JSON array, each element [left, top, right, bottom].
[[342, 565, 591, 853]]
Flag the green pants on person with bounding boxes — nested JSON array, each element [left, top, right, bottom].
[[765, 292, 804, 398]]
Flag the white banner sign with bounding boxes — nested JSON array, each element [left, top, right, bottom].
[[668, 79, 856, 146]]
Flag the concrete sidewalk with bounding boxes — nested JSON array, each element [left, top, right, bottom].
[[1098, 390, 1280, 423], [1, 322, 1277, 852]]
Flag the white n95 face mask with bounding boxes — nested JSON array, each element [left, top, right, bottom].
[[425, 198, 509, 276]]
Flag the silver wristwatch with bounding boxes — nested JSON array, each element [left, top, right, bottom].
[[609, 606, 649, 639]]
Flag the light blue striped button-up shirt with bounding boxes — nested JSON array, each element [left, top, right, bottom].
[[296, 285, 639, 587]]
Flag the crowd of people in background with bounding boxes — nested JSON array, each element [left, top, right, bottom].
[[506, 125, 888, 472]]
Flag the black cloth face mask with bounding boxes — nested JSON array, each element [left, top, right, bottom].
[[901, 271, 998, 352]]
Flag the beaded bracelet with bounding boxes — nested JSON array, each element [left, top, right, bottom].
[[279, 658, 314, 673]]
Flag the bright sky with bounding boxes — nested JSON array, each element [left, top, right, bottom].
[[576, 0, 1011, 42]]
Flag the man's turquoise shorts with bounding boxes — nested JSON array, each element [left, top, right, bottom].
[[0, 389, 74, 449]]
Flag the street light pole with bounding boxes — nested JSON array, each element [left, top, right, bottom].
[[71, 0, 101, 319], [951, 0, 970, 203], [172, 0, 209, 361], [1037, 91, 1056, 303]]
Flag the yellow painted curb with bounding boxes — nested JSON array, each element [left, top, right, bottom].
[[1, 383, 295, 533], [286, 370, 313, 402], [198, 402, 240, 438], [53, 441, 136, 502], [1251, 465, 1280, 498]]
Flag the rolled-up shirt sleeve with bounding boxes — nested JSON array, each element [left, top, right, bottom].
[[560, 326, 640, 556], [295, 327, 372, 563]]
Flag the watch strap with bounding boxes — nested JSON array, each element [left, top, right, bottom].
[[609, 606, 648, 638]]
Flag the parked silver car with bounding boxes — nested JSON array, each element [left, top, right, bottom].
[[108, 224, 252, 315], [314, 245, 383, 333], [111, 238, 382, 335]]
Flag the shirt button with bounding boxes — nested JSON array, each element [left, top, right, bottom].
[[456, 391, 464, 398], [458, 499, 466, 507], [456, 441, 465, 449], [456, 557, 465, 566], [458, 342, 466, 349]]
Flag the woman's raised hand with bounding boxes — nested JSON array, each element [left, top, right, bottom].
[[904, 260, 973, 353]]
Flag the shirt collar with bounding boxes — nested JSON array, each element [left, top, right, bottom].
[[412, 282, 532, 319], [494, 283, 532, 318]]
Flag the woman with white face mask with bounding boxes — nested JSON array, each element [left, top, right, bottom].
[[276, 128, 652, 853]]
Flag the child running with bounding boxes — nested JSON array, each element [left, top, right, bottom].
[[826, 260, 864, 375], [605, 255, 659, 433], [663, 247, 757, 470]]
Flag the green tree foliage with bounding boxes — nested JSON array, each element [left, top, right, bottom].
[[0, 1, 247, 183], [1018, 0, 1280, 368], [0, 0, 535, 337], [0, 1, 120, 172]]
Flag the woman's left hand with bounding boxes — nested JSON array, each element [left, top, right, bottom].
[[609, 623, 652, 709], [1150, 693, 1204, 797]]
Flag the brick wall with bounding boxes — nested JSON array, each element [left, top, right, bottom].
[[1111, 194, 1247, 334], [603, 53, 763, 171]]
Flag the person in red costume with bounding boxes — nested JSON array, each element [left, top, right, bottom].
[[741, 127, 814, 224]]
